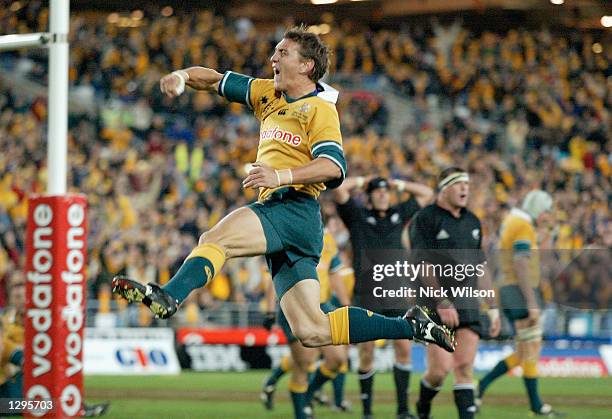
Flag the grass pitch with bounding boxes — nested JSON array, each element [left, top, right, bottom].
[[85, 371, 612, 418]]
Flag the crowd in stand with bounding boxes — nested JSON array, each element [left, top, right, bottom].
[[0, 3, 609, 323]]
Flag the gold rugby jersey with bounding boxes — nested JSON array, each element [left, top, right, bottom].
[[1, 309, 24, 373], [317, 230, 343, 303], [218, 72, 346, 202], [499, 208, 540, 287]]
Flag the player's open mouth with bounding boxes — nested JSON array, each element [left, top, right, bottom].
[[274, 68, 280, 76]]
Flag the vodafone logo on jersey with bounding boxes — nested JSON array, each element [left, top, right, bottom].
[[25, 195, 87, 418], [261, 126, 303, 146]]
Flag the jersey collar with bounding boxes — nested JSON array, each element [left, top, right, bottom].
[[436, 203, 466, 219], [283, 82, 339, 104], [316, 82, 339, 104], [283, 88, 318, 103], [510, 207, 533, 224]]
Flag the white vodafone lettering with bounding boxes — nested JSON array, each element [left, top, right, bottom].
[[28, 203, 54, 379], [26, 385, 52, 417], [61, 384, 82, 416], [63, 203, 85, 378]]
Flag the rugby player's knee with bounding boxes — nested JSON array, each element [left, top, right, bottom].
[[423, 370, 446, 388], [322, 349, 344, 371], [198, 231, 230, 255], [198, 230, 216, 245], [292, 322, 328, 348], [454, 361, 474, 382], [427, 361, 452, 384], [295, 331, 324, 348], [292, 356, 311, 372]]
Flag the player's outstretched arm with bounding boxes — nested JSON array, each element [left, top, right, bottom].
[[160, 66, 224, 97], [242, 158, 341, 189]]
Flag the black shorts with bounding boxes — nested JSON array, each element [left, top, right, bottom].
[[455, 311, 482, 337], [500, 284, 543, 322], [416, 294, 482, 336]]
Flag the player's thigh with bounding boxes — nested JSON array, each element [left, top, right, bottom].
[[426, 343, 454, 378], [392, 339, 412, 364], [453, 328, 479, 382], [200, 206, 266, 257], [280, 279, 330, 345]]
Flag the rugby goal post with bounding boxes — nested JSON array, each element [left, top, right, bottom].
[[0, 1, 86, 417]]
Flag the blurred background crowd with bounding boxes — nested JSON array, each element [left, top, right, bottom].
[[0, 2, 609, 328]]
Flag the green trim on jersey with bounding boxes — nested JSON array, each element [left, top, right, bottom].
[[218, 71, 254, 109], [311, 141, 346, 189], [512, 240, 531, 254]]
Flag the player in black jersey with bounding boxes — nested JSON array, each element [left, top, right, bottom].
[[410, 167, 500, 419], [334, 176, 433, 419]]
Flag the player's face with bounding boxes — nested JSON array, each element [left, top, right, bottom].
[[370, 187, 390, 211], [270, 38, 311, 92], [445, 181, 469, 208]]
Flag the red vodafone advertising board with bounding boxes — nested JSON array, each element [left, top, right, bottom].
[[24, 195, 87, 418]]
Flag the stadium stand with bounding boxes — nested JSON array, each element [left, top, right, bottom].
[[0, 3, 609, 333]]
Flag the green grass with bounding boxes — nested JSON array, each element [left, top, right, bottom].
[[85, 371, 612, 418]]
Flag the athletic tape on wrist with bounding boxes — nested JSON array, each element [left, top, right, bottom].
[[487, 308, 500, 323], [172, 70, 189, 95], [275, 169, 293, 186], [396, 180, 406, 192]]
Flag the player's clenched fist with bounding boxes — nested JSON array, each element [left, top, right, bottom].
[[160, 70, 189, 97]]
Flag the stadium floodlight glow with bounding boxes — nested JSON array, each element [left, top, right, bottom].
[[10, 1, 22, 12], [161, 6, 173, 17], [592, 43, 602, 54], [550, 0, 564, 4], [131, 10, 144, 20], [107, 12, 119, 24], [311, 0, 338, 4], [601, 16, 612, 28]]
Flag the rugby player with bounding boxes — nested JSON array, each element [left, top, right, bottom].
[[261, 227, 350, 418], [410, 167, 500, 419], [334, 175, 433, 419], [477, 190, 564, 417], [113, 26, 455, 387]]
